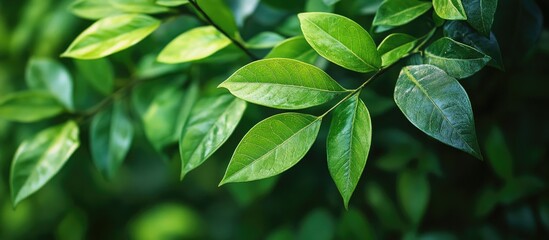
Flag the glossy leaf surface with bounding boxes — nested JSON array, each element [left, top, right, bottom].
[[327, 93, 372, 208], [394, 64, 482, 159], [265, 37, 318, 64], [69, 0, 124, 20], [180, 95, 246, 180], [377, 33, 417, 67], [157, 26, 231, 63], [219, 58, 348, 109], [62, 14, 160, 59], [220, 113, 321, 184], [157, 0, 189, 6], [111, 0, 170, 14], [245, 32, 285, 49], [0, 91, 65, 122], [298, 12, 380, 73], [26, 58, 73, 110], [90, 101, 134, 179], [462, 0, 497, 36], [10, 121, 79, 206], [433, 0, 467, 20], [373, 0, 432, 26], [424, 37, 490, 79]]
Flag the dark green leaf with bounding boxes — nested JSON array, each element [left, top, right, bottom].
[[220, 113, 321, 184], [398, 170, 430, 224], [336, 208, 375, 240], [26, 58, 73, 110], [484, 126, 513, 180], [433, 0, 467, 20], [297, 209, 335, 240], [245, 32, 285, 49], [298, 12, 381, 73], [365, 183, 406, 230], [180, 95, 246, 180], [462, 0, 497, 36], [498, 176, 544, 205], [373, 0, 432, 26], [265, 37, 318, 64], [394, 64, 482, 159], [75, 58, 114, 95], [377, 33, 417, 67], [157, 26, 231, 63], [327, 93, 372, 208], [219, 58, 348, 109], [443, 21, 504, 70], [62, 14, 160, 59], [424, 37, 490, 79], [142, 86, 185, 150], [475, 187, 499, 217], [0, 91, 65, 122], [10, 121, 79, 206], [90, 101, 134, 179]]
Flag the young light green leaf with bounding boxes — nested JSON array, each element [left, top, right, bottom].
[[298, 12, 381, 73], [90, 101, 134, 180], [484, 126, 513, 180], [195, 0, 240, 39], [397, 170, 430, 224], [10, 121, 79, 206], [175, 79, 200, 142], [219, 58, 348, 109], [444, 21, 504, 70], [373, 0, 432, 26], [62, 14, 161, 59], [433, 0, 467, 20], [462, 0, 497, 36], [245, 32, 285, 49], [220, 113, 321, 184], [377, 33, 417, 67], [157, 0, 189, 6], [111, 0, 170, 14], [26, 58, 73, 110], [424, 37, 491, 79], [180, 95, 246, 180], [265, 36, 318, 64], [157, 26, 231, 63], [327, 93, 372, 209], [394, 64, 482, 159], [75, 58, 114, 95], [0, 91, 65, 123], [69, 0, 124, 20]]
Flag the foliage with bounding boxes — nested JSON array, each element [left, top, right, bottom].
[[0, 0, 548, 239]]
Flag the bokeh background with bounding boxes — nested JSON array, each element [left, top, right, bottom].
[[0, 0, 548, 239]]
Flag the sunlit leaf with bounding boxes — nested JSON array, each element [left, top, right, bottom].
[[373, 0, 432, 26], [433, 0, 467, 20], [69, 0, 124, 20], [220, 113, 321, 184], [265, 37, 318, 64], [219, 58, 348, 109], [26, 58, 73, 110], [377, 33, 417, 67], [10, 121, 79, 206], [62, 14, 160, 59], [195, 0, 240, 39], [111, 0, 170, 14], [0, 91, 65, 123], [157, 26, 231, 63], [298, 12, 380, 73], [245, 32, 285, 49], [156, 0, 189, 6], [394, 64, 482, 159]]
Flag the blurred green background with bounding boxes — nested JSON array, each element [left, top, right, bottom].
[[1, 0, 548, 239]]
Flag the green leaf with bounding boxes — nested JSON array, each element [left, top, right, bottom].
[[306, 0, 334, 12], [220, 113, 321, 184], [398, 170, 430, 224], [69, 0, 124, 20], [195, 0, 240, 39], [62, 14, 160, 59], [245, 32, 285, 49], [142, 86, 185, 150], [180, 95, 246, 180], [327, 92, 372, 208], [323, 0, 340, 6], [26, 58, 74, 110], [265, 36, 318, 64], [394, 64, 482, 159], [75, 58, 114, 95], [90, 101, 134, 179], [373, 0, 432, 27], [111, 0, 170, 14], [443, 21, 504, 70], [365, 183, 406, 230], [10, 121, 80, 206], [462, 0, 497, 36], [0, 91, 65, 123], [156, 0, 189, 6], [433, 0, 467, 20], [484, 126, 513, 180], [424, 37, 490, 79], [157, 26, 231, 63], [297, 209, 335, 240], [298, 12, 381, 73], [219, 58, 348, 109], [377, 33, 417, 67]]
